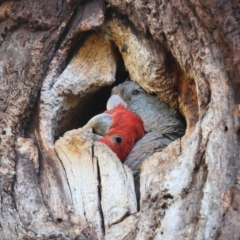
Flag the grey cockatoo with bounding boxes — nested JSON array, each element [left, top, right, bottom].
[[107, 80, 186, 200], [107, 80, 186, 136]]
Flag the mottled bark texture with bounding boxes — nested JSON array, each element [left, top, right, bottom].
[[0, 0, 239, 239]]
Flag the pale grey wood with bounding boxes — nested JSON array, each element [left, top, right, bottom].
[[55, 129, 103, 239], [0, 1, 240, 239], [105, 215, 138, 240], [95, 142, 137, 229], [54, 129, 138, 238], [37, 31, 117, 224]]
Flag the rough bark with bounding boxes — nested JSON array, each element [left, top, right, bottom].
[[0, 0, 239, 239]]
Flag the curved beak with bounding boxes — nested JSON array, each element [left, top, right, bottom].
[[83, 113, 112, 136], [106, 94, 127, 110], [92, 134, 102, 141]]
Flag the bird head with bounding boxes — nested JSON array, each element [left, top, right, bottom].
[[83, 104, 145, 162], [111, 81, 146, 105]]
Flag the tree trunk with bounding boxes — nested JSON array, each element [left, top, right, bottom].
[[0, 0, 240, 239]]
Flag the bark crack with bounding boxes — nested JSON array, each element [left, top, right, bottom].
[[93, 144, 105, 236]]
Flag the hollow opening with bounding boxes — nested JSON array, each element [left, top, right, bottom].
[[57, 218, 63, 223], [34, 20, 200, 233], [53, 45, 128, 141]]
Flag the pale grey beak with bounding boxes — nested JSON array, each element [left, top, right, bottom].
[[83, 113, 112, 136], [106, 94, 127, 110], [92, 134, 102, 141]]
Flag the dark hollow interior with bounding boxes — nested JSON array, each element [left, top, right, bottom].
[[54, 46, 128, 141]]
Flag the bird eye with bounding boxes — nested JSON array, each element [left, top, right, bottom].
[[114, 136, 122, 144], [132, 90, 139, 95]]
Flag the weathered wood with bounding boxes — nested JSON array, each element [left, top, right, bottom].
[[54, 128, 137, 238], [37, 31, 117, 225], [14, 137, 68, 239], [0, 0, 240, 239], [106, 17, 180, 109], [104, 0, 240, 239], [105, 215, 138, 240], [0, 1, 74, 238], [95, 142, 137, 229], [55, 129, 103, 239]]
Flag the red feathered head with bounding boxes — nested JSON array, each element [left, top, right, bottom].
[[99, 105, 145, 161]]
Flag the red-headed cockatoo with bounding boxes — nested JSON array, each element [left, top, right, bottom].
[[84, 103, 145, 162]]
